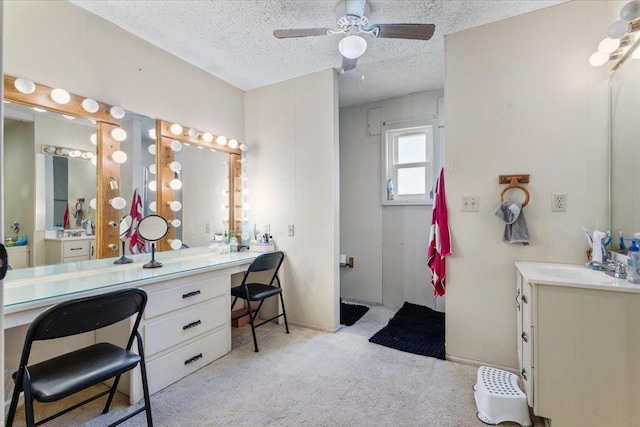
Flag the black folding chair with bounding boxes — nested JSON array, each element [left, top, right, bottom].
[[5, 288, 153, 427], [231, 251, 289, 352]]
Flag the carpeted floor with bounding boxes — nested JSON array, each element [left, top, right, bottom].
[[7, 305, 542, 426], [369, 302, 445, 360]]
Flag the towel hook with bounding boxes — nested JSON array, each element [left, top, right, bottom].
[[499, 175, 530, 207]]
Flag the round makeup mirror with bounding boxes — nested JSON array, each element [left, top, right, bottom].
[[114, 215, 134, 265], [137, 215, 169, 268]]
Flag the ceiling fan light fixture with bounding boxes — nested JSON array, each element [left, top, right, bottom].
[[338, 35, 367, 59]]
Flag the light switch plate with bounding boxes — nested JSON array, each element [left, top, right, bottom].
[[205, 222, 211, 233], [461, 196, 479, 212], [288, 224, 294, 237]]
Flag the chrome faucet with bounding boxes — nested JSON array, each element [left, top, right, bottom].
[[589, 260, 627, 279]]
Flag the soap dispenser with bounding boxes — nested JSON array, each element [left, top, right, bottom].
[[627, 239, 640, 284]]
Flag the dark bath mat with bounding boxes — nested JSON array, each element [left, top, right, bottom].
[[340, 302, 370, 326], [369, 301, 445, 360]]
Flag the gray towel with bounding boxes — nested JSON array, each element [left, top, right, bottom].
[[495, 202, 530, 245]]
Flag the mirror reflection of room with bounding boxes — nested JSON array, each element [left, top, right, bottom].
[[3, 102, 97, 268]]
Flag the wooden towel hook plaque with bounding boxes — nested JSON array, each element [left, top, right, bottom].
[[499, 174, 530, 207]]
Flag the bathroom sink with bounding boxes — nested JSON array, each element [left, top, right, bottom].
[[520, 262, 627, 288], [536, 265, 598, 281]]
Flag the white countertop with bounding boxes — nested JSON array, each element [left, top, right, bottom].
[[516, 261, 640, 293], [4, 247, 260, 310], [44, 236, 96, 242]]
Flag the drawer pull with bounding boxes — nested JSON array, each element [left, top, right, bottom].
[[182, 290, 201, 299], [183, 320, 202, 330], [70, 247, 82, 251], [521, 294, 528, 304], [184, 353, 203, 365], [521, 369, 528, 381], [521, 331, 528, 343], [516, 288, 521, 311]]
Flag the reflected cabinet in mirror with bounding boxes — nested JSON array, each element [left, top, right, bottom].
[[611, 49, 640, 250]]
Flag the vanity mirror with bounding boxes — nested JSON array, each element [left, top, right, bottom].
[[610, 45, 640, 249], [114, 215, 134, 265]]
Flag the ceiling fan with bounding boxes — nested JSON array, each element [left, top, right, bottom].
[[273, 0, 435, 72]]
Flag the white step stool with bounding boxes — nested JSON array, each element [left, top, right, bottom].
[[473, 366, 532, 426]]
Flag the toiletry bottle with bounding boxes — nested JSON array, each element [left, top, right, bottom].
[[229, 231, 238, 253], [387, 179, 394, 201], [628, 239, 640, 284], [223, 230, 229, 245]]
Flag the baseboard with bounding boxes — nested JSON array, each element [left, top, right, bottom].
[[445, 355, 519, 375], [288, 320, 340, 333]]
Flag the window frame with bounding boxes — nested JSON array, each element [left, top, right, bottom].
[[381, 119, 438, 206]]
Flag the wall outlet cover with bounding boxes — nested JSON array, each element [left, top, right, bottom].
[[288, 224, 294, 237], [552, 193, 567, 212]]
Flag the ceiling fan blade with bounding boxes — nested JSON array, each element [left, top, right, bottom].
[[273, 28, 330, 39], [341, 57, 357, 72], [374, 24, 435, 41]]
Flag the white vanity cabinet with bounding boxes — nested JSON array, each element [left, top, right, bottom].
[[45, 237, 95, 264], [515, 262, 640, 427]]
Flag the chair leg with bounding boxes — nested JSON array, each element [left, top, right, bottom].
[[137, 337, 154, 427], [102, 374, 122, 414], [231, 295, 238, 310], [22, 372, 35, 427], [5, 373, 23, 427], [279, 292, 290, 334], [247, 300, 259, 352]]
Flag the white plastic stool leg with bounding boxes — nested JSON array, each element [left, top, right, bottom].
[[474, 366, 532, 427]]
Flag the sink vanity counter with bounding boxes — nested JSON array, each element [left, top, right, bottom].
[[4, 248, 261, 404], [515, 261, 640, 427]]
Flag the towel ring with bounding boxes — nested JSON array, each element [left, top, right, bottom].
[[500, 178, 530, 207]]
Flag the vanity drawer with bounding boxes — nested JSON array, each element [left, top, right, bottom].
[[63, 240, 90, 257], [144, 298, 227, 355], [146, 329, 228, 396], [145, 274, 229, 319]]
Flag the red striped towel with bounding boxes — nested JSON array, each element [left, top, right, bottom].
[[128, 189, 147, 254], [427, 168, 451, 297]]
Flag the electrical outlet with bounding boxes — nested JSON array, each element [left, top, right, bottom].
[[288, 224, 294, 237], [552, 193, 567, 212], [265, 224, 270, 234], [205, 222, 211, 233], [461, 196, 479, 212]]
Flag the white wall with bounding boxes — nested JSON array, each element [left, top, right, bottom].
[[339, 90, 445, 311], [445, 0, 610, 369], [245, 69, 340, 332], [3, 0, 245, 145]]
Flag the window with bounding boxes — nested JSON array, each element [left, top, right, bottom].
[[382, 121, 436, 205]]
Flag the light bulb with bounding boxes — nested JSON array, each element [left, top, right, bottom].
[[170, 140, 183, 152], [60, 148, 70, 155], [148, 144, 157, 155], [109, 106, 125, 119], [169, 201, 182, 212], [169, 178, 183, 190], [239, 143, 248, 152], [81, 98, 99, 113], [171, 219, 181, 228], [63, 115, 76, 120], [71, 150, 81, 157], [148, 180, 157, 192], [222, 189, 230, 196], [242, 188, 250, 196], [90, 133, 97, 145], [51, 88, 70, 104], [338, 35, 367, 59], [82, 152, 94, 159], [111, 150, 128, 164], [90, 198, 97, 209], [111, 127, 127, 142], [149, 201, 157, 212], [91, 156, 98, 166], [149, 164, 156, 174], [203, 132, 214, 142], [170, 123, 183, 136], [621, 0, 640, 21], [169, 239, 182, 250], [239, 158, 248, 165], [608, 20, 631, 39], [169, 161, 182, 172], [45, 145, 56, 154], [228, 139, 239, 149], [148, 129, 156, 139], [589, 51, 609, 67], [243, 202, 251, 211], [188, 128, 199, 138], [222, 203, 230, 210], [14, 78, 35, 94], [241, 172, 248, 181], [598, 38, 620, 54], [33, 107, 46, 113], [110, 197, 126, 210], [216, 136, 227, 146]]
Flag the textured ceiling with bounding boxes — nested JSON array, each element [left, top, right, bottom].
[[70, 0, 568, 107]]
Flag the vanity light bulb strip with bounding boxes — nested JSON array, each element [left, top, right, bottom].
[[41, 145, 95, 160]]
